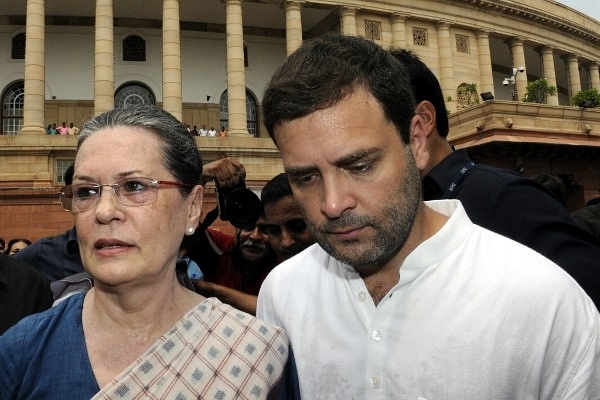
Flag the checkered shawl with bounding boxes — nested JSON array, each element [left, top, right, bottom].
[[92, 298, 290, 400]]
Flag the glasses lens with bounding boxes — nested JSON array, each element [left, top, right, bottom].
[[117, 178, 157, 206], [59, 186, 73, 211]]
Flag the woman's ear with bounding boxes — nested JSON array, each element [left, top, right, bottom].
[[186, 185, 204, 230]]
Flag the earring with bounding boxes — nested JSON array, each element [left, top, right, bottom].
[[187, 227, 195, 235]]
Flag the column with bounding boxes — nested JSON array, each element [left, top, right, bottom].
[[476, 30, 494, 96], [508, 38, 527, 101], [94, 0, 114, 115], [565, 54, 581, 98], [436, 21, 455, 112], [588, 62, 600, 90], [286, 1, 303, 56], [390, 13, 407, 48], [540, 46, 558, 105], [226, 0, 248, 135], [20, 0, 45, 134], [162, 0, 182, 121], [340, 7, 357, 36]]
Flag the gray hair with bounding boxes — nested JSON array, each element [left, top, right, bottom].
[[77, 106, 202, 194]]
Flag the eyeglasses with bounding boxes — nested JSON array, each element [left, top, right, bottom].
[[59, 177, 191, 214]]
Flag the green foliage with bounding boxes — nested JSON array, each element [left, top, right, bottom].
[[522, 78, 557, 103], [571, 88, 600, 108], [457, 83, 480, 106]]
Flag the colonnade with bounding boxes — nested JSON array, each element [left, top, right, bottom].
[[18, 0, 600, 134]]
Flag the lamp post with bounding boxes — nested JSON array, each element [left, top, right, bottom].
[[502, 66, 525, 101]]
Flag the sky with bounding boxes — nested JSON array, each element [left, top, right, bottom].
[[554, 0, 600, 22]]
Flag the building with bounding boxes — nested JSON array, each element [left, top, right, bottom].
[[1, 0, 599, 240]]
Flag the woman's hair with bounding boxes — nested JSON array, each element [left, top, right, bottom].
[[77, 106, 202, 194], [5, 238, 32, 255]]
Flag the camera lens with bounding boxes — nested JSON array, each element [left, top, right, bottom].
[[223, 188, 262, 229]]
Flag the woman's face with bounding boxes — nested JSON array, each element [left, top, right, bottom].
[[73, 126, 202, 288], [8, 241, 29, 255]]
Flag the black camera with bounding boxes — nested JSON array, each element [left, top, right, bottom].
[[217, 180, 262, 229]]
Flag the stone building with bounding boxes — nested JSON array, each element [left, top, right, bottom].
[[1, 0, 599, 240]]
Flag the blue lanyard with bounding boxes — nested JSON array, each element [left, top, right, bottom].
[[442, 162, 475, 199]]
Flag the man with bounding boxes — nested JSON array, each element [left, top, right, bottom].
[[188, 158, 279, 314], [261, 172, 315, 261], [14, 165, 84, 283], [0, 253, 53, 334], [68, 122, 79, 135], [257, 34, 599, 398], [391, 48, 600, 310]]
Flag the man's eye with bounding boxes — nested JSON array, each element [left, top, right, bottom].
[[121, 180, 149, 193], [75, 186, 99, 199]]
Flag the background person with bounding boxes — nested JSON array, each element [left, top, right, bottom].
[[391, 48, 600, 311], [0, 106, 294, 399], [5, 238, 32, 256], [257, 34, 599, 399], [261, 172, 315, 261]]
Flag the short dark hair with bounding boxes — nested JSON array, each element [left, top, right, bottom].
[[262, 33, 415, 144], [261, 173, 293, 206], [77, 106, 202, 194], [390, 48, 449, 138], [64, 164, 74, 186]]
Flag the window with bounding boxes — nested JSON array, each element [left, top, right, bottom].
[[123, 35, 146, 62], [1, 81, 24, 135], [114, 83, 155, 107], [219, 89, 258, 136], [455, 34, 470, 54], [56, 159, 74, 184], [412, 27, 428, 47], [11, 33, 26, 60], [365, 20, 382, 41]]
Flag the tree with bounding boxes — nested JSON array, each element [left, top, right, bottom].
[[571, 88, 600, 108], [522, 78, 557, 103]]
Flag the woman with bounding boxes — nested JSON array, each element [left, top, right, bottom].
[[5, 238, 32, 255], [0, 106, 293, 399]]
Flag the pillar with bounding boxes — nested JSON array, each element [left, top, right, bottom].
[[565, 54, 582, 100], [540, 46, 559, 105], [340, 7, 357, 36], [390, 13, 407, 48], [94, 0, 114, 115], [286, 1, 303, 56], [21, 0, 46, 134], [226, 0, 249, 135], [588, 62, 600, 91], [508, 38, 527, 101], [476, 30, 494, 96], [436, 21, 455, 112], [162, 0, 182, 120]]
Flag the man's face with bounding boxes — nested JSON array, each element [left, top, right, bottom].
[[263, 195, 315, 261], [274, 88, 421, 274], [237, 216, 275, 265]]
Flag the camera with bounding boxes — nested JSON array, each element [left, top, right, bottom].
[[518, 65, 525, 73], [216, 180, 262, 229]]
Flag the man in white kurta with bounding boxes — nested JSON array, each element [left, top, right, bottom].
[[258, 200, 600, 399]]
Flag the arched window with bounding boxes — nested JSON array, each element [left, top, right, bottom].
[[11, 33, 26, 60], [219, 89, 258, 136], [114, 83, 155, 107], [123, 35, 146, 62], [1, 81, 25, 135]]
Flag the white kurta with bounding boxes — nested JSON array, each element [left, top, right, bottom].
[[258, 200, 600, 399]]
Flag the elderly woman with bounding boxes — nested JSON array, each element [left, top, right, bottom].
[[0, 106, 293, 399]]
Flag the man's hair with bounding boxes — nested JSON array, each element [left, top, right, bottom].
[[389, 48, 449, 138], [77, 105, 202, 194], [262, 33, 415, 144], [64, 164, 74, 186], [261, 173, 293, 206]]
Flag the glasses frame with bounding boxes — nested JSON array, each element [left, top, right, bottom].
[[59, 177, 192, 214]]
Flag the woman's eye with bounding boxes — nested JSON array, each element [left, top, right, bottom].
[[121, 180, 148, 193], [76, 186, 99, 199]]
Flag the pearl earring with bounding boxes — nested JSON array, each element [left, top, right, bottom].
[[187, 227, 195, 235]]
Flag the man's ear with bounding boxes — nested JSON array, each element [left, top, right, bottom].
[[410, 101, 436, 173]]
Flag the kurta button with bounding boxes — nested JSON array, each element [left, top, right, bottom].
[[371, 330, 382, 342], [369, 376, 380, 388], [357, 291, 367, 302]]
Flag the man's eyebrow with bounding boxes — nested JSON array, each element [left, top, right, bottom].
[[334, 148, 380, 167]]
